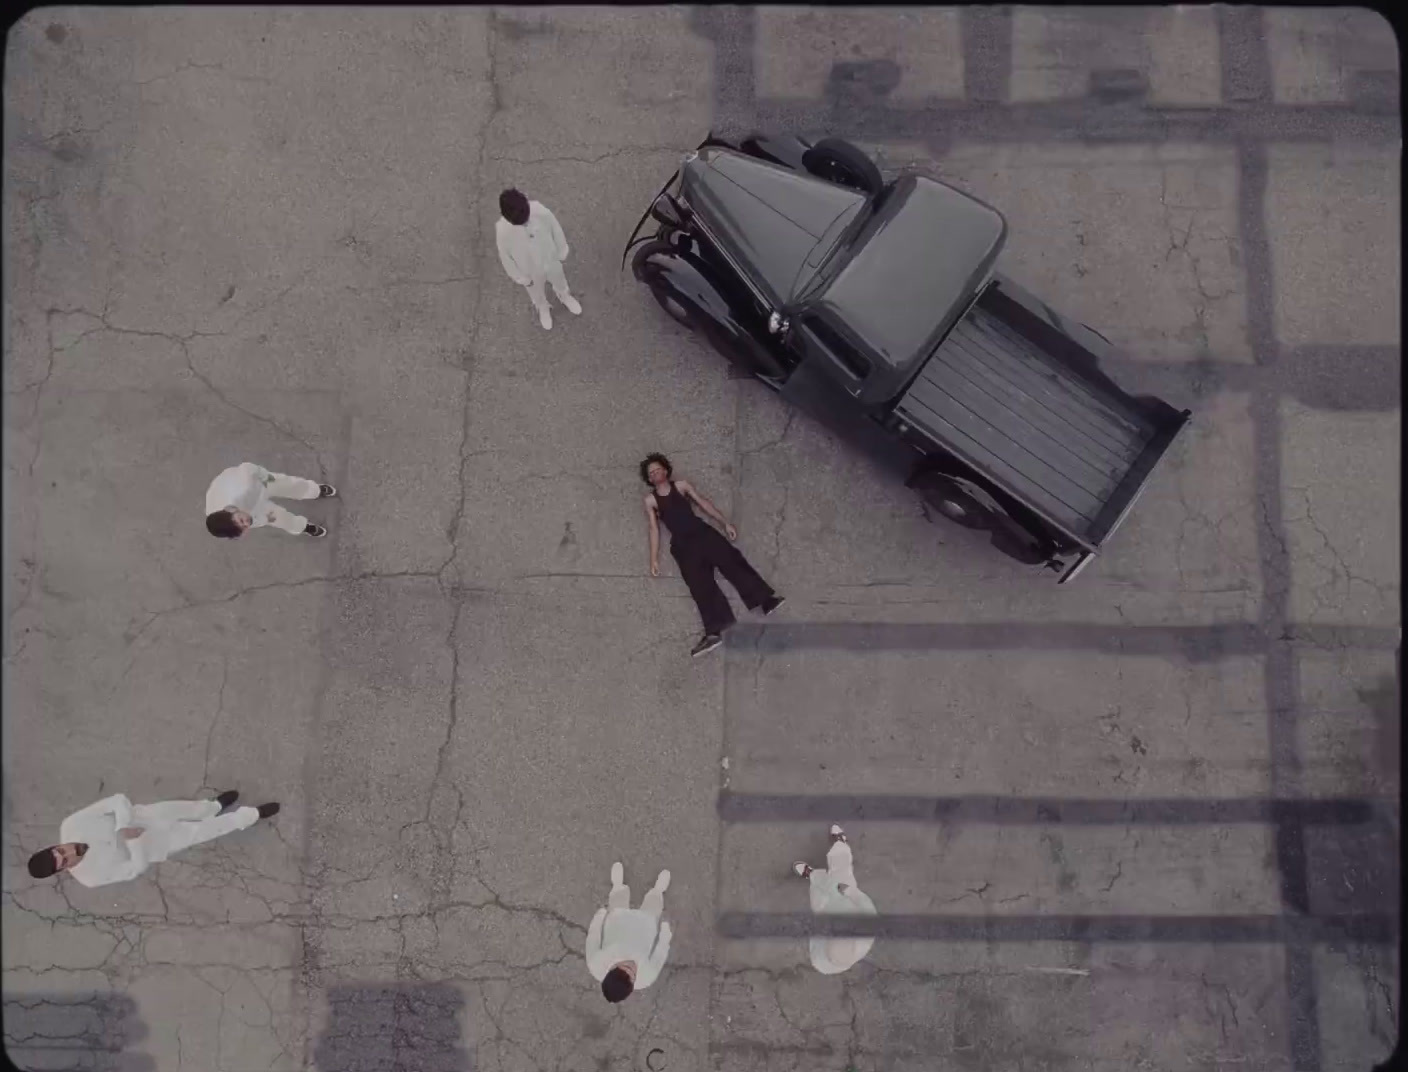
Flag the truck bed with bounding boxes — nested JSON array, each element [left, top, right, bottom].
[[893, 284, 1166, 543]]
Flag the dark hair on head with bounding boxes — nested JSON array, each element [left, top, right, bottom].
[[601, 967, 634, 1003], [28, 848, 58, 880], [499, 188, 530, 225], [639, 453, 672, 485], [206, 510, 242, 539]]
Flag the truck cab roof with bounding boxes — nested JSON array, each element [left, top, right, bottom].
[[808, 174, 1008, 378]]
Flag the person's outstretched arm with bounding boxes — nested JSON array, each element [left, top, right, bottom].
[[678, 480, 737, 540], [644, 496, 661, 577]]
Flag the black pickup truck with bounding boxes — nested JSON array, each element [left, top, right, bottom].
[[623, 132, 1191, 582]]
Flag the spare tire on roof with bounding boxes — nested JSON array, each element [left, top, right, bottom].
[[802, 138, 885, 196]]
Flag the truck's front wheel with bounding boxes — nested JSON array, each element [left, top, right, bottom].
[[652, 286, 700, 329], [633, 240, 700, 329]]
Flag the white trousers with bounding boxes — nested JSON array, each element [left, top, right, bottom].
[[260, 472, 321, 534], [608, 869, 668, 919], [130, 800, 260, 862], [809, 840, 857, 912], [523, 261, 573, 313]]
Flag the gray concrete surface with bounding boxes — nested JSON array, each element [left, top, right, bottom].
[[2, 7, 1399, 1071]]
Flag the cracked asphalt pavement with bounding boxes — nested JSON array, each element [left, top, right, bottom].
[[3, 7, 1400, 1072]]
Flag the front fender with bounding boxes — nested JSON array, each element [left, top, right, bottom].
[[634, 244, 736, 320], [634, 246, 786, 380]]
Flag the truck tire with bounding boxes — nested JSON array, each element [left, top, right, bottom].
[[650, 283, 698, 328], [802, 138, 884, 196], [915, 474, 995, 530], [633, 239, 698, 327], [634, 239, 787, 382]]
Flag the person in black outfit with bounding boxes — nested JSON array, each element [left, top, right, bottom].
[[641, 453, 784, 657]]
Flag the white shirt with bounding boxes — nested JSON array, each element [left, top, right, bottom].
[[809, 876, 878, 975], [204, 462, 278, 528], [495, 201, 569, 285], [585, 906, 672, 989], [60, 794, 149, 888]]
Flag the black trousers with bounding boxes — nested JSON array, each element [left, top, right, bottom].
[[670, 526, 775, 635]]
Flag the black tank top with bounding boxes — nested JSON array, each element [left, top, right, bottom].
[[654, 482, 705, 538]]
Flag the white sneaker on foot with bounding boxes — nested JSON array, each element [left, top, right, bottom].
[[538, 306, 553, 330], [654, 869, 671, 893], [562, 295, 582, 315], [611, 861, 623, 886], [793, 862, 812, 878]]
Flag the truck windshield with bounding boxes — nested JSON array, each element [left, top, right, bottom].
[[789, 199, 870, 302]]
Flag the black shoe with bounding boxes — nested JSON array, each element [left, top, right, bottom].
[[305, 523, 327, 537], [215, 790, 239, 811], [256, 803, 281, 819], [318, 484, 337, 498], [761, 596, 785, 616], [691, 634, 723, 657]]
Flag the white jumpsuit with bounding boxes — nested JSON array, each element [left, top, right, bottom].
[[495, 200, 574, 314], [60, 794, 260, 888], [808, 839, 878, 974], [205, 462, 321, 535]]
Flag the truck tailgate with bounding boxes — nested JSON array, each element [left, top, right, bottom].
[[894, 284, 1168, 544]]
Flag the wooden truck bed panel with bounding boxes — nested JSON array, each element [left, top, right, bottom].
[[894, 298, 1157, 538]]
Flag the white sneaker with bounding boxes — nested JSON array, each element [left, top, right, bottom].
[[654, 869, 671, 893], [538, 306, 553, 330], [561, 295, 582, 315], [611, 861, 623, 885]]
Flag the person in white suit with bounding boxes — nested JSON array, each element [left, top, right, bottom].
[[27, 791, 280, 888], [495, 187, 581, 331], [794, 823, 878, 974], [205, 461, 337, 539], [585, 861, 672, 1002]]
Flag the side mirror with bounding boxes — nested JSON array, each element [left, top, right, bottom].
[[767, 312, 789, 335]]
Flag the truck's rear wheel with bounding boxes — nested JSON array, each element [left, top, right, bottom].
[[915, 474, 995, 530]]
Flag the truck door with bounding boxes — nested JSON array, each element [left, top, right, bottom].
[[779, 314, 917, 473], [785, 314, 874, 399]]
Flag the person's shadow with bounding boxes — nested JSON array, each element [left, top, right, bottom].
[[312, 984, 471, 1071], [2, 991, 155, 1071]]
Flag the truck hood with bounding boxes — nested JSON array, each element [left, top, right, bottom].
[[681, 146, 867, 307]]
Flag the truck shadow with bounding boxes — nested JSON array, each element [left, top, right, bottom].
[[312, 984, 471, 1072], [2, 992, 155, 1072]]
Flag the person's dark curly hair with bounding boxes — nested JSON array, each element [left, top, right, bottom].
[[27, 848, 58, 879], [639, 452, 672, 485], [206, 510, 242, 538], [601, 966, 634, 1003], [499, 188, 530, 226]]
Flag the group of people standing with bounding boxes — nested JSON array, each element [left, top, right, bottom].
[[24, 188, 875, 1010]]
